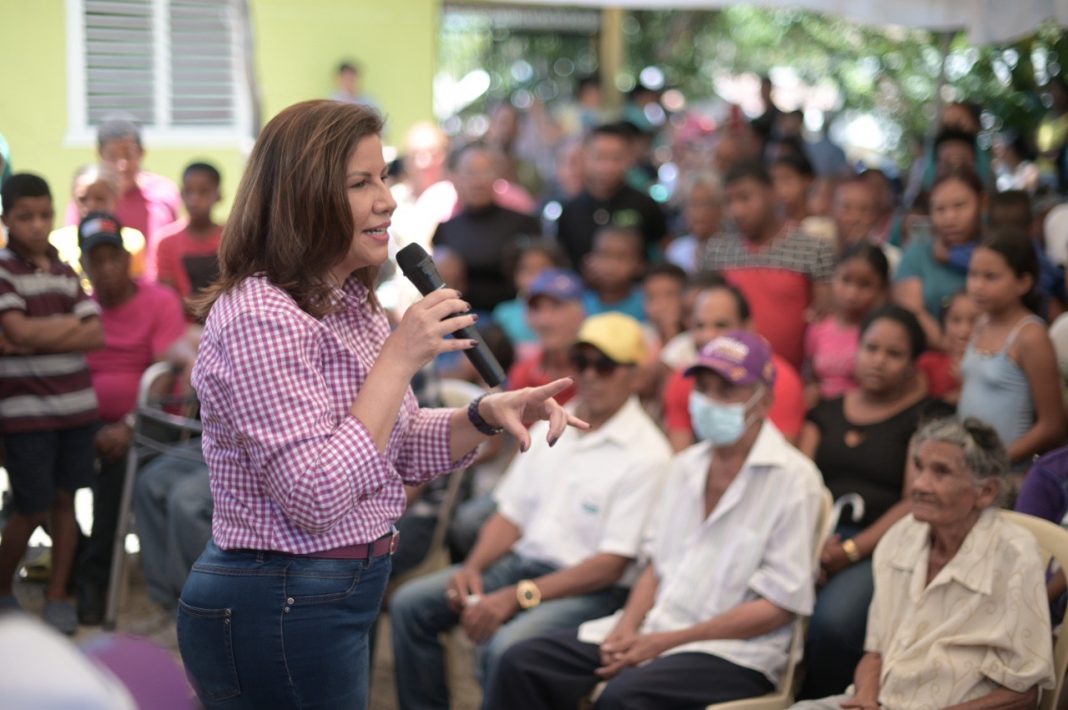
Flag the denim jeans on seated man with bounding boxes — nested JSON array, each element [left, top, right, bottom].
[[446, 493, 497, 562], [797, 523, 873, 698], [132, 439, 212, 609], [390, 553, 627, 708]]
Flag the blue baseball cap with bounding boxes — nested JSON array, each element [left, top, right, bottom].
[[526, 268, 584, 304]]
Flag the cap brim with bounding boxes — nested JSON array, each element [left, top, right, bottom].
[[527, 291, 579, 304], [574, 339, 637, 366], [81, 235, 126, 253]]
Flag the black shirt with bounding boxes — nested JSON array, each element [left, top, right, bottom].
[[751, 106, 781, 142], [432, 204, 540, 312], [808, 396, 949, 526], [555, 186, 667, 269]]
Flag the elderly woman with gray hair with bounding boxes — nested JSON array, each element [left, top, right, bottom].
[[794, 417, 1055, 710]]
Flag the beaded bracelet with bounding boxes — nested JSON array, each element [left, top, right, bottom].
[[468, 393, 504, 436]]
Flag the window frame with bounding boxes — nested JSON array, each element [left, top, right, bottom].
[[65, 0, 254, 148]]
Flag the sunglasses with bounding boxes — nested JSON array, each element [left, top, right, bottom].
[[570, 351, 623, 377]]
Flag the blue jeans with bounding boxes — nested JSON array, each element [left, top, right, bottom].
[[390, 553, 627, 710], [178, 539, 391, 709], [798, 553, 874, 699], [446, 494, 497, 562], [133, 440, 212, 608]]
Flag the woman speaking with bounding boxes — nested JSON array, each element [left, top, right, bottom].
[[176, 100, 582, 709]]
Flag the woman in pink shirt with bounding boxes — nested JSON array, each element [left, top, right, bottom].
[[177, 101, 582, 709]]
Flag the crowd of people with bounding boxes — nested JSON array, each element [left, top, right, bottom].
[[3, 64, 1068, 708]]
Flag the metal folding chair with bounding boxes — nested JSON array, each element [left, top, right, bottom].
[[103, 361, 202, 630]]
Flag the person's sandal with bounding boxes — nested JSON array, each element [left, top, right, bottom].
[[19, 547, 51, 584]]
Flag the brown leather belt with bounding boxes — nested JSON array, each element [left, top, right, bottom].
[[300, 529, 399, 560]]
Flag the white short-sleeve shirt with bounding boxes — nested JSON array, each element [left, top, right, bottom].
[[579, 422, 826, 684], [494, 396, 672, 571]]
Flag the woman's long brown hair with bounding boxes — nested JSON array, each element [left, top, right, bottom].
[[193, 100, 384, 320]]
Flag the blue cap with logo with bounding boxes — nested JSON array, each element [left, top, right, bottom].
[[526, 268, 584, 304]]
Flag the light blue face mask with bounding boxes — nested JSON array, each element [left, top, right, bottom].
[[689, 387, 763, 446]]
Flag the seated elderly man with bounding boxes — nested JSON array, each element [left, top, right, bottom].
[[794, 417, 1055, 710], [485, 331, 826, 710], [390, 313, 672, 710]]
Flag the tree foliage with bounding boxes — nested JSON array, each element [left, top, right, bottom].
[[625, 8, 1064, 155], [438, 6, 1068, 161]]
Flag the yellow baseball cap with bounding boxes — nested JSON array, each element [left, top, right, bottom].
[[575, 312, 647, 365]]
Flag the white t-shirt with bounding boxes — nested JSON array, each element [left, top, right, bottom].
[[659, 331, 697, 371]]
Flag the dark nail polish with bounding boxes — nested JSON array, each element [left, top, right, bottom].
[[472, 313, 479, 322]]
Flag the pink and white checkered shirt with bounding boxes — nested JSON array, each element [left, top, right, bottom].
[[192, 275, 472, 554]]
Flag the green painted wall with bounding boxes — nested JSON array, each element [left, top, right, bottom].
[[0, 0, 438, 220], [253, 0, 439, 142]]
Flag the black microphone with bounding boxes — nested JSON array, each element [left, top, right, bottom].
[[396, 243, 507, 388]]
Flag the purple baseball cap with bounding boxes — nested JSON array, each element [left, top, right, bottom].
[[684, 330, 777, 387], [526, 268, 584, 303]]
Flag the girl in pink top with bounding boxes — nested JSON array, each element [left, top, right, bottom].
[[805, 244, 889, 405]]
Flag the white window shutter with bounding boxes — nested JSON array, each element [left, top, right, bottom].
[[168, 0, 237, 126], [84, 0, 156, 126], [81, 0, 240, 133]]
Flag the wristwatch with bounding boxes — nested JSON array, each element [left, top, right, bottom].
[[515, 579, 542, 610], [841, 538, 862, 563]]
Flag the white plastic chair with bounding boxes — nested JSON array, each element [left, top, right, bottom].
[[999, 511, 1068, 710], [1044, 204, 1068, 269]]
